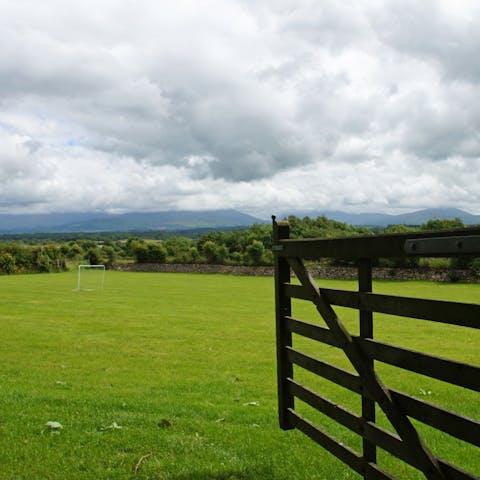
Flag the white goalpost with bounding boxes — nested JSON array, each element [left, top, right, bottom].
[[76, 264, 105, 291]]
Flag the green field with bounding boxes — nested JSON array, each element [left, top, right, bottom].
[[0, 271, 478, 479]]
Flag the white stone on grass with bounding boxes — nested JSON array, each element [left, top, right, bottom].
[[46, 421, 63, 430]]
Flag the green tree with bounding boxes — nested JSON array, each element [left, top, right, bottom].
[[59, 244, 70, 257], [86, 248, 103, 265], [78, 239, 97, 251], [421, 218, 464, 231], [202, 240, 219, 264], [132, 244, 148, 263], [133, 242, 167, 263], [470, 258, 480, 276], [188, 247, 200, 263], [216, 244, 229, 264], [384, 224, 417, 234], [245, 240, 265, 265], [164, 237, 192, 259], [103, 246, 117, 267], [125, 238, 144, 257], [35, 251, 53, 272], [0, 253, 16, 274], [229, 251, 243, 265], [67, 243, 83, 258], [146, 244, 167, 263]]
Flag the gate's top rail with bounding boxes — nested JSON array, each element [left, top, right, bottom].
[[272, 223, 480, 260]]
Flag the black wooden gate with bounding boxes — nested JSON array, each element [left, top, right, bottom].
[[272, 217, 480, 480]]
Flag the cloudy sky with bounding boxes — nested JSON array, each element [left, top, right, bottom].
[[1, 0, 479, 217]]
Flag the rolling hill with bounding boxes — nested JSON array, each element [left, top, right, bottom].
[[279, 208, 480, 227], [0, 210, 264, 233], [1, 207, 479, 234]]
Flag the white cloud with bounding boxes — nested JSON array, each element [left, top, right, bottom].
[[0, 0, 479, 216]]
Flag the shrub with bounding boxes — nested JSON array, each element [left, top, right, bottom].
[[470, 258, 480, 277], [245, 240, 265, 265], [418, 258, 452, 269], [202, 241, 219, 264], [0, 253, 16, 274], [86, 248, 103, 266], [447, 270, 463, 283], [187, 247, 200, 263], [103, 246, 117, 267], [35, 251, 53, 272], [133, 243, 167, 263], [229, 251, 243, 265]]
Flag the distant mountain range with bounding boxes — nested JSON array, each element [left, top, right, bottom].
[[279, 208, 480, 227], [0, 207, 478, 234], [0, 210, 263, 233]]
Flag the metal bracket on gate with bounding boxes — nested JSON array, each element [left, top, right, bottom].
[[405, 235, 480, 255]]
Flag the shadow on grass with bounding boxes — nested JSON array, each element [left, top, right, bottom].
[[168, 467, 285, 480]]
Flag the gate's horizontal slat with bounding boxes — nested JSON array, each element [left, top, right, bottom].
[[284, 284, 480, 330], [437, 461, 480, 480], [284, 283, 314, 301], [323, 288, 480, 330], [320, 287, 360, 306], [391, 390, 480, 448], [358, 293, 480, 330], [285, 347, 362, 393], [356, 338, 480, 392], [286, 321, 480, 445], [285, 317, 337, 346], [287, 409, 395, 480], [405, 236, 480, 256], [285, 284, 359, 306], [287, 378, 361, 432], [286, 409, 363, 473], [279, 236, 407, 259]]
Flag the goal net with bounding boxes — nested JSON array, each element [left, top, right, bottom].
[[76, 264, 105, 291]]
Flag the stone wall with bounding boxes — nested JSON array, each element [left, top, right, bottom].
[[112, 263, 273, 276], [111, 262, 479, 282]]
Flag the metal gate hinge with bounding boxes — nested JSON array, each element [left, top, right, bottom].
[[405, 235, 480, 255]]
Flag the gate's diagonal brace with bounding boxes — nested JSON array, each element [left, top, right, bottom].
[[287, 257, 445, 480]]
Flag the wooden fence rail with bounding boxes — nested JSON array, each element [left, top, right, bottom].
[[272, 218, 480, 480]]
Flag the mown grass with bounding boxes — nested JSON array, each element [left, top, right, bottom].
[[0, 271, 478, 479]]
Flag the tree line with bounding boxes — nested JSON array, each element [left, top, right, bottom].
[[0, 216, 478, 275]]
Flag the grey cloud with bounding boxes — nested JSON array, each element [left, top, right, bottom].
[[23, 139, 42, 153], [377, 79, 480, 162], [0, 1, 341, 182], [278, 2, 370, 52], [47, 64, 313, 181], [0, 29, 119, 101], [373, 0, 480, 83]]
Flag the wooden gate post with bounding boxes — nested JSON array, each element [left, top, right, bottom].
[[272, 216, 294, 430], [358, 258, 376, 473]]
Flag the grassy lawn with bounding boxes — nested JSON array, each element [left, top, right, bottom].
[[0, 271, 478, 479]]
